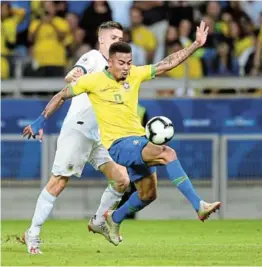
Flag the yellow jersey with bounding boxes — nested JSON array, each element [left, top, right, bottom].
[[29, 17, 72, 67], [70, 65, 156, 149], [131, 26, 157, 52]]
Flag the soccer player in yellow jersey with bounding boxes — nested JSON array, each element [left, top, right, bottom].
[[23, 21, 221, 246]]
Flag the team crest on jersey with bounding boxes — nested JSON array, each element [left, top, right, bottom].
[[68, 164, 74, 171], [123, 82, 130, 90]]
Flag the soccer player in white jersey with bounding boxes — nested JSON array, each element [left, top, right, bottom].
[[21, 21, 130, 255]]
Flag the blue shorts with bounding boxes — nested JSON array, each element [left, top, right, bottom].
[[109, 136, 157, 182]]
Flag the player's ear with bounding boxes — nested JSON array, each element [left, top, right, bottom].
[[98, 35, 103, 44], [108, 58, 112, 67]]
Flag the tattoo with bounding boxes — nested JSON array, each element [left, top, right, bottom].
[[41, 85, 73, 119], [155, 42, 199, 74]]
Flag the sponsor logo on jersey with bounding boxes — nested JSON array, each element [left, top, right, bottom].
[[133, 140, 140, 145]]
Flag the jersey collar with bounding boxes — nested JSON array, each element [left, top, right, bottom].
[[103, 67, 115, 80]]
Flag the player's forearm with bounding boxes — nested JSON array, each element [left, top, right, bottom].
[[41, 94, 65, 119], [41, 85, 73, 119], [154, 41, 199, 75]]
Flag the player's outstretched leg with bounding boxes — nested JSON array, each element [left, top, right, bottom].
[[142, 143, 221, 221], [88, 161, 129, 242], [165, 155, 221, 220], [105, 174, 157, 246], [21, 175, 68, 254]]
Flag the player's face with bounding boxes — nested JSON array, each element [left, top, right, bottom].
[[100, 29, 123, 52], [109, 53, 132, 81]]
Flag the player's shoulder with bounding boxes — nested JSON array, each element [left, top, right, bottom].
[[130, 64, 149, 75], [130, 65, 139, 74], [76, 50, 103, 66], [82, 69, 104, 80], [84, 49, 103, 60]]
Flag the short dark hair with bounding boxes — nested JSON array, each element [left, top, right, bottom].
[[99, 21, 123, 32], [109, 42, 132, 57]]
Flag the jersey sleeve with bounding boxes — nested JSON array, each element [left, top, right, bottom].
[[73, 50, 97, 74], [69, 74, 95, 96], [133, 65, 156, 82]]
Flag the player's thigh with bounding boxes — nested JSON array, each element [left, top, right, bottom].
[[109, 136, 157, 183], [134, 172, 157, 201], [52, 129, 93, 178], [109, 136, 149, 167]]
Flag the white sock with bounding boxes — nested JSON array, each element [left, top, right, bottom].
[[93, 185, 124, 225], [28, 187, 57, 236]]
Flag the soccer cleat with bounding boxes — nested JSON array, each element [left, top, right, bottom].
[[21, 230, 42, 254], [197, 200, 221, 222], [88, 215, 123, 243], [88, 216, 112, 242], [104, 210, 121, 246]]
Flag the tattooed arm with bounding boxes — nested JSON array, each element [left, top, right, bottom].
[[41, 84, 73, 119], [154, 21, 209, 76]]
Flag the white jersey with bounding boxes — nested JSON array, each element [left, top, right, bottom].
[[61, 50, 107, 141]]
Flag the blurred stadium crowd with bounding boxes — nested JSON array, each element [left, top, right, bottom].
[[1, 0, 262, 81]]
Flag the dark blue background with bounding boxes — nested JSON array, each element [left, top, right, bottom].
[[1, 99, 261, 180]]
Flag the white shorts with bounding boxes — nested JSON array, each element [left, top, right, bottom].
[[51, 128, 112, 178]]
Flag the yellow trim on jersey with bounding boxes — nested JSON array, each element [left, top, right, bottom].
[[103, 68, 115, 80]]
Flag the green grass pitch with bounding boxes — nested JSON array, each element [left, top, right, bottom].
[[1, 219, 262, 266]]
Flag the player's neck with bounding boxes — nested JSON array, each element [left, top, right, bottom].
[[99, 48, 108, 61], [105, 67, 122, 82]]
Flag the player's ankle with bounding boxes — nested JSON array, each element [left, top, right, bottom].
[[28, 225, 41, 237], [93, 215, 105, 225]]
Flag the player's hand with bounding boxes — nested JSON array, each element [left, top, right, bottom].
[[195, 20, 209, 47], [65, 67, 84, 82], [22, 115, 46, 142]]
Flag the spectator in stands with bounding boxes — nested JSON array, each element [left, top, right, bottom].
[[1, 2, 25, 79], [55, 1, 68, 18], [31, 1, 44, 20], [210, 42, 239, 76], [251, 25, 262, 76], [25, 1, 72, 77], [133, 1, 168, 63], [80, 1, 112, 48], [11, 1, 31, 51], [165, 40, 203, 96], [205, 1, 231, 37], [178, 19, 192, 47], [66, 12, 90, 67], [167, 1, 194, 27], [130, 6, 157, 64], [222, 1, 251, 25], [108, 0, 133, 29], [165, 25, 178, 55], [123, 28, 146, 66], [229, 20, 255, 75]]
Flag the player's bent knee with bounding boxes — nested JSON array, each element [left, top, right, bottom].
[[114, 177, 130, 192], [162, 146, 177, 165]]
